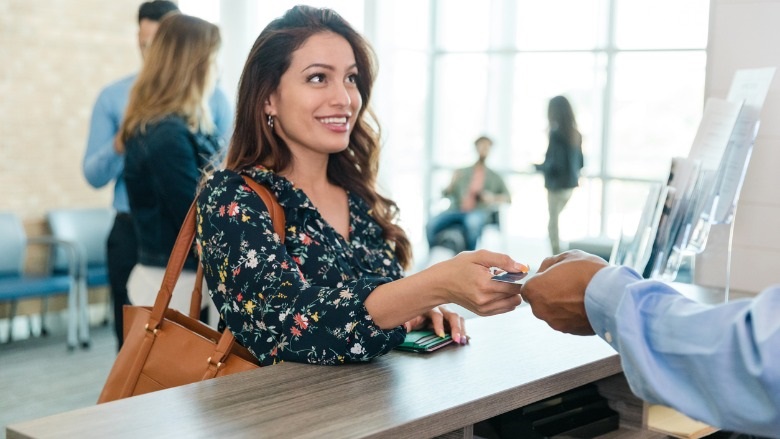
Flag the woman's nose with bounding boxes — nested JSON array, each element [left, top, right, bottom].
[[330, 83, 352, 107]]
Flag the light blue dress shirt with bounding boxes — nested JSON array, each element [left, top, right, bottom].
[[82, 73, 233, 213], [585, 265, 780, 437]]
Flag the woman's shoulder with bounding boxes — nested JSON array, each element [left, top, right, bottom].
[[148, 114, 188, 131], [202, 166, 293, 197]]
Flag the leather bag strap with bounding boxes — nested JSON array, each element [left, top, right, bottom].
[[149, 174, 285, 328], [240, 175, 286, 241], [187, 175, 286, 318]]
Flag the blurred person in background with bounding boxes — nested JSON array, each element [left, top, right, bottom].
[[119, 13, 223, 320], [427, 135, 511, 253], [82, 0, 232, 348], [535, 95, 583, 254]]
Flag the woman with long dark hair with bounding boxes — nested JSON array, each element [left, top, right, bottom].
[[196, 6, 526, 366], [535, 95, 584, 254]]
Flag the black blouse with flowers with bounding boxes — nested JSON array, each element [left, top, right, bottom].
[[196, 166, 406, 366]]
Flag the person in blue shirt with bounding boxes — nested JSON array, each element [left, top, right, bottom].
[[82, 0, 233, 349], [520, 250, 780, 438]]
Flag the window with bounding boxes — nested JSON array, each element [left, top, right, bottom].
[[204, 0, 709, 266], [396, 0, 709, 264]]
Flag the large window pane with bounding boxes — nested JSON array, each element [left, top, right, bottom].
[[373, 0, 431, 50], [436, 0, 492, 51], [614, 0, 710, 49], [609, 52, 706, 179], [515, 0, 608, 50], [430, 54, 489, 167], [377, 50, 430, 244]]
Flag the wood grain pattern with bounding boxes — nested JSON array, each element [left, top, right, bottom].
[[7, 306, 623, 439]]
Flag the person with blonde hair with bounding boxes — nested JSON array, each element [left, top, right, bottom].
[[82, 0, 232, 348], [196, 6, 526, 366], [120, 13, 223, 317]]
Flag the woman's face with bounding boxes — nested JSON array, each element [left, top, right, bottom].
[[265, 32, 362, 160]]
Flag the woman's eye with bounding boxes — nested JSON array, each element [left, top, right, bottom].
[[346, 73, 358, 84], [307, 73, 326, 83]]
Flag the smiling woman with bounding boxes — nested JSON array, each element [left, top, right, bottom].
[[195, 5, 528, 367]]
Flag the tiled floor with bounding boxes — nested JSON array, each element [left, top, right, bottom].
[[0, 321, 116, 439]]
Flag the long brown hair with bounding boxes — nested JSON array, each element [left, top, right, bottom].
[[548, 95, 582, 147], [226, 5, 412, 269], [118, 14, 221, 149]]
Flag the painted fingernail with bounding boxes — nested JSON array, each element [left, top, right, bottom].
[[453, 334, 461, 344], [516, 263, 529, 272]]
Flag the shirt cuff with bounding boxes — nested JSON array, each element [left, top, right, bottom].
[[584, 265, 642, 348], [352, 277, 406, 332]]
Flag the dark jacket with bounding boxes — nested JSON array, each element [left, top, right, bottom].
[[536, 129, 584, 190], [124, 115, 222, 269]]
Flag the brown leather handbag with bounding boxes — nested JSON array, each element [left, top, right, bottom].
[[97, 176, 284, 403]]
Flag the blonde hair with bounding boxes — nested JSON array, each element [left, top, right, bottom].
[[118, 14, 221, 150]]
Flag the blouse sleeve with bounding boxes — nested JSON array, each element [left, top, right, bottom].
[[196, 170, 405, 366]]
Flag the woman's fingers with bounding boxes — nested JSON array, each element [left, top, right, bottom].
[[462, 249, 528, 273]]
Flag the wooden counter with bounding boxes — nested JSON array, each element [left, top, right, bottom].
[[8, 306, 641, 439]]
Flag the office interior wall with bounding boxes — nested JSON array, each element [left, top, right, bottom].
[[695, 0, 780, 294], [0, 0, 140, 284], [0, 0, 140, 222]]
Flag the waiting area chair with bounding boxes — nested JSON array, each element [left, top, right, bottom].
[[0, 212, 82, 348], [431, 209, 503, 254], [47, 207, 113, 348]]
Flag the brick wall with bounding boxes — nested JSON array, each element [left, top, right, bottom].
[[1, 0, 143, 270], [1, 0, 141, 223], [1, 0, 143, 319]]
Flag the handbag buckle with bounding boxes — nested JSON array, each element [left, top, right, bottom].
[[144, 323, 158, 335], [207, 356, 224, 370]]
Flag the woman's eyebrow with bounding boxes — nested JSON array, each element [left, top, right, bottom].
[[301, 63, 358, 73]]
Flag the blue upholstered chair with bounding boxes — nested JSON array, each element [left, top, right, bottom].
[[47, 208, 113, 348], [0, 212, 82, 348]]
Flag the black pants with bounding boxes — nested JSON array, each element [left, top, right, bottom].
[[106, 213, 137, 351]]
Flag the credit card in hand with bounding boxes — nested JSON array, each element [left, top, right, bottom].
[[491, 271, 528, 284]]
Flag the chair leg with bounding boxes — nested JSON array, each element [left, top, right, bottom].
[[102, 288, 111, 326], [7, 300, 18, 343], [67, 279, 78, 350], [78, 278, 90, 349], [41, 297, 50, 336]]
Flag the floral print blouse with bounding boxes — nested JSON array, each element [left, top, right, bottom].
[[196, 166, 406, 366]]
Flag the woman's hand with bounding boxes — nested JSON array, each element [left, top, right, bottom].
[[366, 250, 526, 330], [431, 250, 526, 317], [404, 305, 467, 344]]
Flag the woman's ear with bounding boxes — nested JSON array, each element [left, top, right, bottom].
[[264, 96, 276, 117]]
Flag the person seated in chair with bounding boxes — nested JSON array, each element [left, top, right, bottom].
[[427, 135, 511, 252]]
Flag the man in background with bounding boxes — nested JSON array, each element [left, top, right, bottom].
[[83, 0, 233, 349], [426, 135, 511, 253]]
